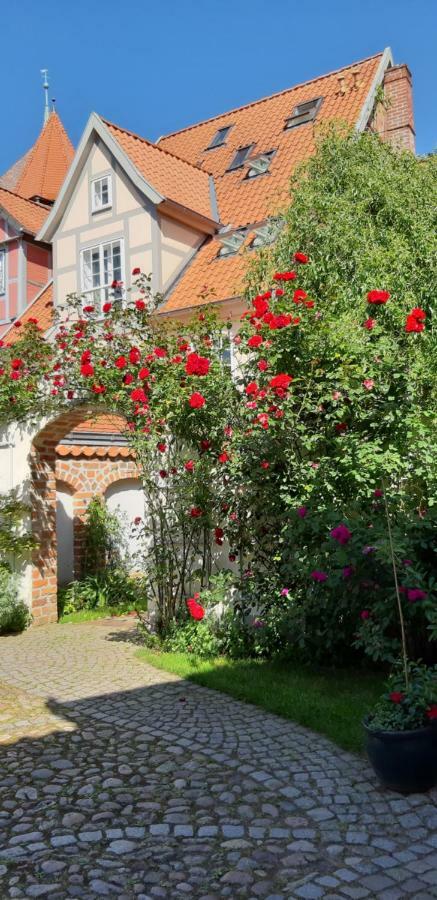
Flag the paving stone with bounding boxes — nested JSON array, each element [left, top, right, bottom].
[[0, 620, 435, 900]]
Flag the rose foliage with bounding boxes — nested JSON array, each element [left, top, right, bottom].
[[0, 130, 436, 662]]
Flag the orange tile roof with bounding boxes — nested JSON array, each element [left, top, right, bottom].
[[0, 149, 33, 193], [56, 444, 132, 459], [3, 282, 53, 343], [0, 186, 49, 234], [159, 53, 384, 310], [14, 111, 74, 203], [103, 119, 216, 222]]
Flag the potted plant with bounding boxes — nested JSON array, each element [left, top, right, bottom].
[[363, 487, 437, 793]]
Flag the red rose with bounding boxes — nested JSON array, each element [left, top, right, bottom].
[[360, 609, 370, 620], [186, 597, 205, 620], [28, 317, 38, 325], [184, 460, 195, 471], [80, 363, 94, 377], [123, 373, 134, 385], [405, 314, 425, 333], [135, 300, 146, 310], [11, 359, 23, 370], [190, 507, 203, 518], [273, 271, 296, 282], [367, 290, 390, 305], [139, 367, 150, 379], [13, 320, 22, 328], [248, 335, 263, 348], [189, 392, 206, 409], [92, 384, 106, 394], [252, 296, 269, 317], [154, 347, 167, 358], [426, 705, 437, 721], [293, 289, 307, 304], [132, 267, 141, 275], [102, 302, 112, 313], [294, 252, 309, 264], [130, 387, 147, 402], [115, 356, 127, 369], [260, 460, 270, 469], [214, 527, 224, 545], [257, 359, 268, 372], [389, 692, 405, 704], [245, 382, 258, 396], [335, 422, 348, 433], [10, 371, 21, 381], [111, 279, 123, 289], [200, 439, 211, 451], [410, 307, 426, 321], [185, 352, 210, 376], [129, 347, 141, 364], [363, 318, 376, 331], [159, 469, 167, 478], [218, 451, 229, 463], [269, 373, 293, 392], [157, 442, 166, 452]]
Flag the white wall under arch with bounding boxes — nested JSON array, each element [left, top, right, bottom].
[[105, 477, 145, 569], [56, 484, 74, 586]]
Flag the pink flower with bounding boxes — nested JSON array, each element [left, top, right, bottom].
[[280, 588, 290, 596], [332, 391, 342, 401], [310, 570, 328, 583], [362, 379, 374, 391], [360, 609, 370, 620], [134, 516, 142, 525], [330, 523, 352, 545], [407, 588, 427, 603], [297, 506, 308, 519], [374, 489, 383, 498], [343, 566, 354, 579]]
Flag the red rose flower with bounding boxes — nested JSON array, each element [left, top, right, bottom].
[[13, 320, 22, 328], [139, 367, 150, 379], [186, 597, 205, 620], [11, 359, 23, 370], [159, 469, 167, 478], [184, 460, 195, 472], [132, 267, 141, 275], [407, 588, 427, 603], [273, 271, 296, 282], [257, 359, 268, 372], [410, 307, 426, 321], [335, 422, 348, 433], [10, 371, 21, 381], [214, 527, 224, 545], [92, 384, 106, 394], [248, 335, 263, 348], [389, 692, 405, 704], [80, 363, 94, 377], [189, 392, 206, 409], [200, 439, 211, 451], [360, 609, 370, 620], [330, 523, 352, 545], [426, 705, 437, 721], [83, 305, 94, 313], [269, 373, 293, 393], [260, 460, 270, 469], [218, 451, 229, 464], [115, 356, 127, 369], [157, 442, 166, 452], [185, 352, 210, 376], [154, 347, 167, 358], [363, 318, 376, 331], [252, 296, 269, 317], [130, 387, 147, 403], [293, 289, 307, 304], [367, 290, 390, 305], [123, 373, 134, 385], [405, 314, 424, 333], [245, 382, 258, 396], [102, 302, 112, 313], [129, 347, 141, 364], [190, 507, 203, 518], [28, 317, 38, 325], [294, 252, 309, 264], [135, 300, 146, 311], [310, 570, 328, 582]]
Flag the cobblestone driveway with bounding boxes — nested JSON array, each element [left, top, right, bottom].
[[0, 621, 436, 899]]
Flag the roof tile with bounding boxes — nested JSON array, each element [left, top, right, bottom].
[[0, 186, 49, 234], [3, 282, 54, 343], [15, 111, 74, 203]]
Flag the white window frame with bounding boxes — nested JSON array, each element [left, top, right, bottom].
[[217, 330, 236, 376], [0, 248, 5, 295], [91, 175, 113, 213], [80, 238, 125, 313]]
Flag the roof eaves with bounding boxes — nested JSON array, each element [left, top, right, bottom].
[[37, 113, 165, 243], [355, 47, 393, 132]]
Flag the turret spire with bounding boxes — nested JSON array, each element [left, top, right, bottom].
[[40, 69, 50, 124]]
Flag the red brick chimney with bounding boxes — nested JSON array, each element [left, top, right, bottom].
[[382, 64, 415, 152]]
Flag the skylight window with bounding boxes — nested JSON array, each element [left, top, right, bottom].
[[284, 97, 323, 130], [245, 151, 276, 179], [227, 144, 255, 172], [216, 229, 247, 258], [206, 125, 233, 150], [250, 219, 283, 249]]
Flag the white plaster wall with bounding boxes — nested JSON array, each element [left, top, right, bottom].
[[0, 421, 38, 605], [56, 487, 74, 585], [105, 478, 146, 570]]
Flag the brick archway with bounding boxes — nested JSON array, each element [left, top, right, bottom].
[[30, 406, 137, 625]]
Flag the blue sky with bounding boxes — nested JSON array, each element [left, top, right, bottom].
[[2, 0, 436, 176]]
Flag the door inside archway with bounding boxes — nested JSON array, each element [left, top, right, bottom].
[[105, 478, 145, 570], [56, 485, 74, 586]]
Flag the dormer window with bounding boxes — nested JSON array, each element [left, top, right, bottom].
[[250, 219, 284, 249], [227, 145, 255, 172], [216, 229, 247, 258], [91, 175, 112, 213], [245, 151, 276, 179], [206, 126, 233, 150], [284, 97, 323, 129]]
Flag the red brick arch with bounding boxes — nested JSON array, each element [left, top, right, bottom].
[[30, 406, 136, 625]]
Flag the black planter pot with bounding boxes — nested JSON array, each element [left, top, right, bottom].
[[363, 719, 437, 794]]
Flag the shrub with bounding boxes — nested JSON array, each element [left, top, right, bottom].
[[58, 570, 148, 616], [0, 568, 30, 634]]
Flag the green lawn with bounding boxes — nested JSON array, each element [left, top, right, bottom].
[[59, 605, 138, 624], [136, 649, 384, 753]]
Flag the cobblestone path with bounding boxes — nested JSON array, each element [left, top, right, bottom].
[[0, 621, 436, 899]]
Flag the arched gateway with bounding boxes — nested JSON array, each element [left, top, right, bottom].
[[29, 407, 139, 625]]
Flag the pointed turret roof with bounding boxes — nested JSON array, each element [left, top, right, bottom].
[[0, 111, 74, 204]]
